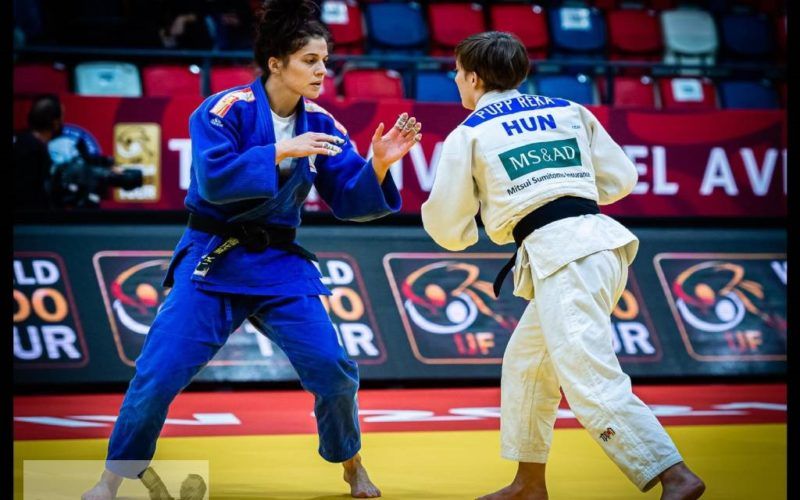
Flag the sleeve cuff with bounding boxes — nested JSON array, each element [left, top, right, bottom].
[[359, 160, 402, 212]]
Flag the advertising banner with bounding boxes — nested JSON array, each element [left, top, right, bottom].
[[91, 251, 386, 381], [13, 252, 89, 369], [383, 253, 525, 364], [13, 225, 786, 386], [383, 253, 662, 365], [653, 253, 787, 362], [14, 96, 786, 217]]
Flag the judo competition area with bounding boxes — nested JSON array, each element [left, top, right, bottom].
[[12, 59, 788, 500], [13, 201, 788, 500], [13, 383, 786, 499]]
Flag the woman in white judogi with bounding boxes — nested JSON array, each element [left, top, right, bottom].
[[422, 32, 705, 500]]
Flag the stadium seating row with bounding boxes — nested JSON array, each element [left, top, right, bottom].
[[13, 62, 785, 109], [422, 72, 785, 110], [320, 1, 786, 63]]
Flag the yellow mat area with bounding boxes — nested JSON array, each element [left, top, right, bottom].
[[14, 423, 785, 500]]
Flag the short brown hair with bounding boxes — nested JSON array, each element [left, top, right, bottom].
[[455, 31, 529, 92]]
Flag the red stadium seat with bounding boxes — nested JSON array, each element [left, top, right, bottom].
[[142, 65, 201, 97], [314, 70, 340, 102], [607, 8, 663, 64], [14, 63, 70, 95], [659, 77, 717, 110], [321, 0, 365, 54], [211, 66, 260, 94], [489, 4, 549, 59], [428, 3, 487, 56], [341, 69, 404, 99], [610, 75, 658, 109]]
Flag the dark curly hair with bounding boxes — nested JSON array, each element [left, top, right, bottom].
[[254, 0, 331, 76]]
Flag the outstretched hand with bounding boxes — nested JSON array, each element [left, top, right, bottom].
[[371, 113, 422, 182]]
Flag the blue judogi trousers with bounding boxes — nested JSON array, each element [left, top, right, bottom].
[[105, 252, 361, 479]]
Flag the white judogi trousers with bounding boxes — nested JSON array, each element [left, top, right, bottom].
[[500, 247, 683, 491]]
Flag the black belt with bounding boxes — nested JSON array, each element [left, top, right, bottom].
[[188, 213, 317, 278], [492, 196, 600, 298]]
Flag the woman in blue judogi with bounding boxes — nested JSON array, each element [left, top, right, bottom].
[[82, 1, 422, 498]]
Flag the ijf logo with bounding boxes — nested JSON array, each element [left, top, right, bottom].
[[383, 253, 527, 364], [93, 251, 173, 365], [93, 250, 293, 370], [654, 253, 786, 362]]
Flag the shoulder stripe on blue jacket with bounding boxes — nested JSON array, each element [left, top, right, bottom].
[[304, 99, 348, 135], [210, 88, 255, 118]]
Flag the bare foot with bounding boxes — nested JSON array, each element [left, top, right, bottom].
[[81, 470, 123, 500], [476, 483, 548, 500], [477, 462, 547, 500], [342, 453, 381, 498], [81, 483, 115, 500], [659, 462, 705, 500]]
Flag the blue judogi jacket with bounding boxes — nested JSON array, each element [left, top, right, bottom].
[[165, 79, 401, 295]]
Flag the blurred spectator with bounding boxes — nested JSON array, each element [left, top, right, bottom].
[[13, 95, 63, 211], [158, 0, 214, 49], [207, 0, 256, 50], [13, 0, 45, 45], [158, 0, 255, 50], [37, 0, 162, 47]]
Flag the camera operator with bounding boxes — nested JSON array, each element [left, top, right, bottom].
[[13, 94, 62, 211], [47, 118, 143, 209]]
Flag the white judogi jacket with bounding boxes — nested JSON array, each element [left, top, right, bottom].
[[422, 89, 639, 299]]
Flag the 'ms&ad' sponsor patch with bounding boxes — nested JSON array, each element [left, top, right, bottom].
[[499, 137, 581, 181]]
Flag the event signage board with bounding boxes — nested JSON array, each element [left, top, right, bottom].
[[91, 251, 386, 381], [13, 225, 785, 386], [654, 253, 787, 362], [13, 252, 90, 369], [13, 96, 786, 217], [383, 254, 662, 365], [383, 253, 525, 364]]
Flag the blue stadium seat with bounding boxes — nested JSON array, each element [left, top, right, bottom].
[[534, 74, 597, 104], [74, 61, 142, 97], [718, 80, 779, 109], [518, 76, 537, 95], [548, 6, 607, 58], [364, 2, 428, 55], [720, 12, 774, 61], [415, 71, 460, 103]]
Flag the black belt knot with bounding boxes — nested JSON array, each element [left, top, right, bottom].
[[187, 213, 316, 278], [188, 213, 296, 252], [492, 196, 600, 298]]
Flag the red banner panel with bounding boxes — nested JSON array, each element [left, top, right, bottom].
[[14, 96, 786, 217]]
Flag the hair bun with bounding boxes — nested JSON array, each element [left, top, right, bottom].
[[254, 0, 329, 76], [260, 0, 319, 28]]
